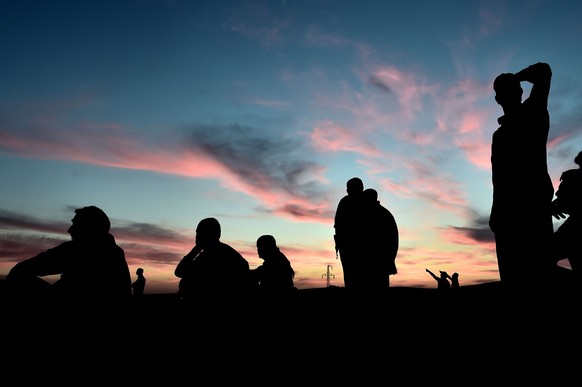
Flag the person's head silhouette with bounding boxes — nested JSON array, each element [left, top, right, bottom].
[[574, 151, 581, 167], [346, 177, 364, 196], [493, 73, 523, 109], [67, 205, 111, 241], [363, 188, 379, 203], [256, 235, 277, 260], [195, 217, 221, 248], [136, 268, 144, 276]]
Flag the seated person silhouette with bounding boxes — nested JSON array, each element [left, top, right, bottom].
[[6, 206, 132, 308], [251, 234, 297, 297], [174, 217, 252, 307]]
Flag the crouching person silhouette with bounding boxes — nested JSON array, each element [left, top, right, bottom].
[[6, 206, 132, 310]]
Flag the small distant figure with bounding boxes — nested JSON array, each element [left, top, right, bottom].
[[250, 235, 297, 299], [131, 268, 146, 298], [426, 268, 451, 290], [6, 206, 132, 307], [446, 272, 460, 289], [552, 150, 582, 284], [174, 217, 252, 306]]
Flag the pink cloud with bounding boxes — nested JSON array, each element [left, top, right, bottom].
[[309, 120, 382, 157], [1, 124, 333, 224]]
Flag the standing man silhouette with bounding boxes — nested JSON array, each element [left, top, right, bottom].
[[333, 177, 365, 289], [489, 62, 556, 289], [131, 267, 146, 298], [362, 188, 399, 290]]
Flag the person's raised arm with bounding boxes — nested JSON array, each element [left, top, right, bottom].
[[426, 268, 438, 281], [514, 62, 552, 107]]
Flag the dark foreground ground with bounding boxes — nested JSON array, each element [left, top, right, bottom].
[[2, 280, 581, 380], [2, 280, 580, 335]]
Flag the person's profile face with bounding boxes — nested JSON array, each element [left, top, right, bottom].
[[68, 216, 83, 241], [256, 244, 265, 259], [195, 229, 206, 247]]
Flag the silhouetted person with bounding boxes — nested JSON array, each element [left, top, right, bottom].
[[131, 267, 146, 298], [334, 177, 365, 289], [446, 272, 459, 289], [489, 62, 556, 289], [426, 268, 451, 290], [361, 188, 399, 290], [174, 217, 252, 307], [251, 235, 296, 302], [552, 151, 582, 284], [6, 206, 131, 308]]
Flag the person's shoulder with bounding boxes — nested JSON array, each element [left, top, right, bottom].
[[561, 168, 582, 179], [220, 242, 247, 258]]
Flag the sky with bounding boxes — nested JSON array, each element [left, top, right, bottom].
[[1, 0, 582, 294]]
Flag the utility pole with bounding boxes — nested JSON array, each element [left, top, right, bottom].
[[322, 264, 335, 287]]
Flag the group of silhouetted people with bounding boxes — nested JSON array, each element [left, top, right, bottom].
[[426, 269, 459, 290], [3, 61, 582, 310], [4, 208, 297, 309], [173, 217, 296, 307]]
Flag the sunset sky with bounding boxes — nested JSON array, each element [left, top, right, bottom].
[[1, 0, 581, 294]]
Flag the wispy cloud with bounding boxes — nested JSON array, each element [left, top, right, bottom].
[[0, 100, 336, 224]]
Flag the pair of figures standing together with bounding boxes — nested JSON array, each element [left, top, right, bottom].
[[334, 177, 399, 291]]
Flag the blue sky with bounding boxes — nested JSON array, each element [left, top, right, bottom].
[[1, 0, 581, 293]]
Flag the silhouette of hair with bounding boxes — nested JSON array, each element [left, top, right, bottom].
[[197, 217, 221, 239], [346, 177, 364, 194], [574, 151, 582, 166], [136, 268, 144, 275], [493, 73, 519, 91], [363, 188, 378, 201], [493, 73, 523, 104], [257, 234, 277, 249], [74, 206, 111, 234]]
